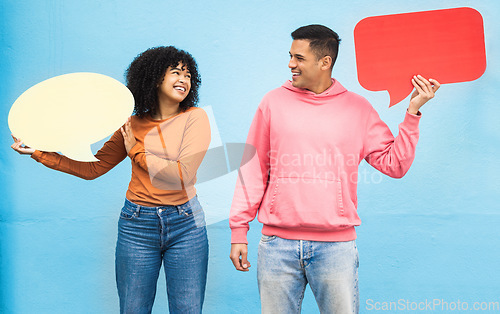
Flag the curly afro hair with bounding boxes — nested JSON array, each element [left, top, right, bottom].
[[125, 46, 201, 118]]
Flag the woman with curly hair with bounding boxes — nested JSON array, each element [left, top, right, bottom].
[[11, 46, 211, 313]]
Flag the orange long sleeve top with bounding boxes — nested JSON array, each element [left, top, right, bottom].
[[31, 107, 211, 206]]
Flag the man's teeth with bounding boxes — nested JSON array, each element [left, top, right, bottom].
[[292, 73, 300, 76], [174, 87, 186, 92]]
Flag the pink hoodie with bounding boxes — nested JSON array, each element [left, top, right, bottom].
[[230, 79, 421, 243]]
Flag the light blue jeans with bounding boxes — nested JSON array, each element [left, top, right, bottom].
[[115, 197, 208, 314], [258, 235, 359, 314]]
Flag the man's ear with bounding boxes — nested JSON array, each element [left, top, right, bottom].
[[320, 56, 332, 71]]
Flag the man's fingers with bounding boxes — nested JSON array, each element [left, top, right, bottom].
[[415, 75, 432, 94], [229, 244, 251, 272], [240, 251, 250, 269], [429, 78, 441, 92], [238, 258, 250, 271], [416, 74, 431, 86], [413, 75, 440, 100], [229, 254, 244, 271], [412, 78, 425, 95], [416, 75, 441, 98]]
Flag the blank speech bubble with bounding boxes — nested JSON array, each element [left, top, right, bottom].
[[354, 7, 486, 107], [8, 73, 134, 161]]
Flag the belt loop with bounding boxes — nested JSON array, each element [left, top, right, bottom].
[[135, 205, 140, 217]]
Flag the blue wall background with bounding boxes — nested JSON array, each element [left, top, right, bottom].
[[1, 0, 499, 313]]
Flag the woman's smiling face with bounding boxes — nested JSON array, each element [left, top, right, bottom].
[[157, 62, 192, 105]]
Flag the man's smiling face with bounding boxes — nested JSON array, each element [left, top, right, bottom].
[[288, 39, 324, 93]]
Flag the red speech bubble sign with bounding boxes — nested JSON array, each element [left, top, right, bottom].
[[354, 7, 486, 107]]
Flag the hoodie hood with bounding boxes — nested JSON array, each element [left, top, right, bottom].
[[281, 78, 347, 98]]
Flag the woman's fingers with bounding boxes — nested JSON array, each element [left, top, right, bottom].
[[122, 118, 131, 136], [120, 127, 127, 139], [11, 138, 34, 155], [11, 135, 23, 150], [126, 118, 132, 134]]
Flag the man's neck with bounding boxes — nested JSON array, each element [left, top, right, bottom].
[[307, 78, 333, 94]]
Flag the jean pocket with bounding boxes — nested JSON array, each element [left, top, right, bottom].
[[178, 198, 206, 227], [119, 206, 137, 220], [178, 197, 204, 216], [260, 235, 277, 243]]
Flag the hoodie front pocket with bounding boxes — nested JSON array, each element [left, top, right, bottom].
[[264, 176, 352, 229]]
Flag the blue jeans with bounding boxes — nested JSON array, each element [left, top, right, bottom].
[[115, 197, 208, 314], [257, 236, 359, 314]]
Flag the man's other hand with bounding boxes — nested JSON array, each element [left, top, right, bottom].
[[230, 243, 251, 272]]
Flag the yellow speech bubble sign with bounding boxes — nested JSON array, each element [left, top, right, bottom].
[[8, 73, 134, 161]]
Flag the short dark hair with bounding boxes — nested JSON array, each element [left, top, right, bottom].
[[291, 24, 341, 68], [125, 46, 201, 118]]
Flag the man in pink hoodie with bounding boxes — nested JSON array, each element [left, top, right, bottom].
[[229, 24, 440, 313]]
